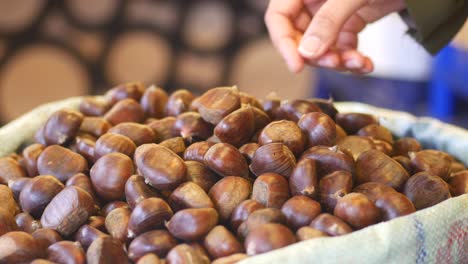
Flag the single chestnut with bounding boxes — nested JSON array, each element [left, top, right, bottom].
[[0, 208, 18, 236], [75, 225, 109, 250], [22, 143, 45, 177], [174, 112, 213, 141], [309, 213, 353, 236], [128, 197, 174, 238], [15, 212, 41, 234], [0, 157, 27, 184], [447, 170, 468, 196], [73, 137, 96, 163], [79, 96, 110, 117], [165, 89, 195, 117], [147, 117, 177, 142], [307, 98, 338, 119], [140, 85, 169, 118], [32, 228, 63, 250], [403, 172, 451, 210], [334, 193, 381, 229], [47, 241, 86, 264], [101, 201, 130, 217], [108, 122, 157, 146], [237, 208, 287, 239], [0, 184, 19, 215], [166, 208, 219, 241], [166, 244, 207, 264], [252, 173, 290, 209], [392, 155, 413, 174], [249, 143, 296, 178], [262, 92, 281, 120], [209, 176, 252, 222], [289, 158, 318, 199], [409, 150, 452, 180], [95, 133, 137, 159], [239, 143, 260, 164], [0, 231, 44, 263], [8, 177, 32, 201], [337, 135, 376, 160], [204, 143, 249, 178], [197, 86, 241, 125], [105, 82, 145, 105], [276, 99, 321, 122], [91, 153, 134, 201], [79, 117, 111, 138], [105, 207, 131, 243], [136, 254, 161, 264], [128, 230, 178, 261], [319, 170, 353, 212], [159, 137, 187, 157], [42, 109, 83, 145], [357, 124, 394, 144], [37, 145, 88, 182], [211, 254, 248, 264], [184, 141, 215, 163], [281, 196, 321, 230], [214, 106, 255, 147], [353, 182, 397, 202], [66, 173, 97, 201], [298, 112, 336, 147], [244, 223, 295, 255], [335, 112, 378, 135], [19, 175, 64, 218], [296, 226, 328, 241], [168, 182, 214, 211], [104, 98, 145, 125], [125, 175, 160, 209], [230, 200, 265, 232], [301, 146, 354, 179], [393, 137, 422, 157], [204, 225, 243, 259], [239, 91, 263, 110], [185, 161, 219, 193], [375, 192, 416, 221], [258, 120, 305, 157], [86, 236, 129, 264]]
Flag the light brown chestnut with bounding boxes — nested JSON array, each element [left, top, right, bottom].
[[168, 182, 214, 211], [104, 98, 145, 125], [404, 172, 451, 210], [188, 242, 211, 264], [230, 199, 265, 232], [108, 122, 157, 146], [276, 99, 321, 122], [73, 137, 96, 163], [105, 207, 131, 243], [238, 143, 260, 164], [79, 117, 111, 138], [289, 158, 318, 199], [101, 201, 130, 217], [392, 155, 413, 174], [258, 120, 305, 157], [32, 228, 63, 250], [105, 82, 146, 105], [309, 213, 353, 236], [159, 137, 187, 157], [128, 230, 177, 261], [30, 259, 58, 264], [41, 186, 95, 236], [239, 91, 263, 110], [0, 184, 19, 215], [296, 226, 328, 241], [393, 137, 422, 157], [337, 135, 376, 160], [298, 112, 336, 147], [19, 175, 64, 218], [237, 208, 287, 239], [281, 196, 321, 230], [91, 153, 134, 201], [15, 212, 41, 234], [0, 231, 44, 263], [124, 175, 160, 209], [319, 170, 353, 213], [75, 225, 109, 250], [0, 157, 27, 184], [375, 191, 416, 221], [165, 89, 195, 117], [244, 223, 295, 256], [66, 173, 97, 201], [252, 107, 271, 132], [214, 106, 255, 147], [95, 133, 137, 159], [42, 109, 83, 145], [37, 145, 88, 182], [136, 254, 161, 264], [204, 143, 249, 178], [447, 170, 468, 196], [87, 216, 106, 231], [252, 173, 290, 209], [250, 143, 296, 178], [86, 236, 129, 264], [134, 144, 187, 191], [0, 208, 18, 236], [334, 193, 381, 229], [79, 96, 110, 117], [183, 141, 215, 163], [209, 176, 252, 222], [174, 112, 213, 141], [185, 161, 219, 193], [140, 85, 169, 118], [166, 243, 207, 264], [147, 117, 177, 142], [357, 124, 394, 144], [449, 161, 466, 174], [353, 182, 397, 202], [197, 86, 241, 125], [335, 112, 378, 135], [204, 225, 243, 259], [356, 149, 409, 191], [128, 197, 174, 238], [409, 150, 452, 180], [335, 124, 347, 141], [301, 146, 354, 179], [47, 241, 86, 264], [211, 253, 248, 264], [372, 139, 393, 156], [22, 143, 45, 177], [166, 208, 219, 241]]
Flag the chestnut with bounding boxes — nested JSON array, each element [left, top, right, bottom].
[[101, 201, 129, 217], [230, 199, 265, 232], [136, 254, 161, 264], [183, 141, 215, 163], [298, 112, 336, 147], [393, 137, 422, 157], [252, 173, 290, 209], [403, 172, 451, 210], [73, 137, 96, 164], [128, 230, 177, 261], [337, 135, 376, 160], [237, 208, 287, 239], [42, 109, 83, 145], [319, 170, 353, 212], [258, 120, 305, 157], [86, 236, 129, 264], [262, 92, 281, 120], [204, 225, 243, 259], [91, 153, 134, 201], [392, 155, 413, 174], [449, 161, 466, 174], [128, 197, 173, 238], [375, 192, 416, 221], [209, 176, 252, 222], [66, 173, 97, 201], [334, 193, 381, 229], [352, 182, 397, 202], [105, 207, 131, 243], [125, 175, 160, 209], [174, 112, 214, 141], [301, 146, 354, 179], [41, 186, 95, 236], [239, 143, 260, 164], [104, 98, 145, 125], [252, 107, 271, 132], [47, 241, 86, 264], [309, 213, 353, 236], [0, 231, 44, 263], [214, 106, 255, 147], [15, 212, 41, 234], [37, 145, 88, 182], [79, 96, 110, 117], [166, 208, 219, 241], [211, 253, 248, 264], [357, 124, 394, 144], [296, 226, 328, 241], [166, 244, 207, 264], [0, 184, 19, 215], [244, 223, 295, 255], [307, 98, 338, 119], [147, 117, 177, 142], [185, 161, 219, 193], [95, 133, 137, 159], [289, 158, 318, 199], [239, 91, 263, 110], [32, 228, 63, 250], [281, 196, 321, 230], [22, 143, 45, 177], [276, 99, 321, 122], [165, 89, 195, 117], [204, 143, 249, 178], [159, 137, 187, 157], [134, 144, 187, 191], [0, 208, 18, 236], [8, 177, 32, 201], [197, 86, 241, 125], [105, 82, 145, 105], [75, 225, 109, 250], [409, 150, 452, 180], [140, 85, 169, 118], [108, 122, 157, 146], [0, 157, 27, 184], [447, 170, 468, 196], [250, 143, 296, 178], [168, 182, 214, 211], [19, 175, 64, 218], [335, 112, 378, 135], [79, 117, 111, 138]]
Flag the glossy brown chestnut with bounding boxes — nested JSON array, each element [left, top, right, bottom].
[[128, 230, 178, 261], [281, 196, 321, 230], [108, 122, 157, 146], [168, 182, 214, 211], [252, 173, 290, 209], [298, 112, 336, 147], [393, 137, 422, 157], [165, 89, 195, 117], [209, 176, 252, 222], [86, 236, 129, 264], [0, 184, 19, 215], [42, 109, 83, 145], [252, 107, 271, 132], [128, 197, 173, 238], [183, 141, 215, 163], [239, 91, 263, 110], [75, 225, 109, 250], [101, 201, 130, 217], [0, 208, 18, 236], [238, 143, 260, 164], [147, 117, 177, 142], [214, 106, 255, 147], [135, 254, 161, 264], [90, 152, 134, 201], [392, 155, 413, 174], [244, 223, 295, 256], [334, 193, 381, 229], [197, 86, 241, 125], [307, 98, 338, 119], [337, 135, 376, 160], [204, 225, 243, 259], [105, 207, 131, 243], [159, 137, 187, 157], [79, 96, 110, 117], [237, 208, 287, 239], [335, 112, 378, 135], [319, 170, 353, 212], [41, 186, 95, 236], [258, 120, 305, 157], [79, 117, 111, 138], [357, 124, 394, 144], [262, 92, 281, 120], [166, 208, 219, 241], [140, 85, 169, 118], [166, 244, 207, 264], [249, 143, 296, 178], [47, 241, 86, 264], [409, 150, 452, 180], [104, 98, 145, 125], [174, 112, 213, 141], [8, 177, 32, 201], [230, 200, 265, 232], [37, 145, 88, 182], [15, 212, 41, 234], [289, 158, 318, 199], [447, 170, 468, 196], [0, 231, 44, 263], [375, 191, 416, 221], [0, 157, 27, 184], [73, 137, 96, 163], [352, 182, 397, 202], [105, 82, 145, 105], [296, 226, 328, 241], [32, 228, 63, 250], [309, 213, 353, 236], [211, 253, 248, 264], [276, 99, 321, 122], [124, 175, 160, 209], [403, 172, 451, 210], [22, 143, 45, 177], [66, 173, 97, 201], [19, 175, 64, 218], [94, 133, 137, 159], [301, 146, 354, 179], [204, 143, 249, 178], [185, 161, 219, 193]]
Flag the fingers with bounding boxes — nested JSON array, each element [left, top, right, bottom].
[[299, 0, 367, 59], [303, 49, 374, 74]]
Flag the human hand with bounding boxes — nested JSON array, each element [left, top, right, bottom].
[[265, 0, 406, 73]]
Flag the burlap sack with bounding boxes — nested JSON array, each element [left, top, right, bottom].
[[0, 98, 466, 264]]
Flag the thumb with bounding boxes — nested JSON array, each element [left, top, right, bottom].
[[299, 0, 366, 59]]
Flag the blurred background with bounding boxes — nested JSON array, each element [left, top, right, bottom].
[[0, 0, 467, 128]]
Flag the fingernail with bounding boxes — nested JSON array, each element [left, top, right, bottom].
[[299, 36, 322, 57], [317, 57, 337, 68], [345, 59, 363, 69]]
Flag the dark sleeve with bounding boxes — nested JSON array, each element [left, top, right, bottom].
[[401, 0, 468, 54]]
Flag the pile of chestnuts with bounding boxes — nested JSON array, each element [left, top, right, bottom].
[[0, 83, 466, 264]]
